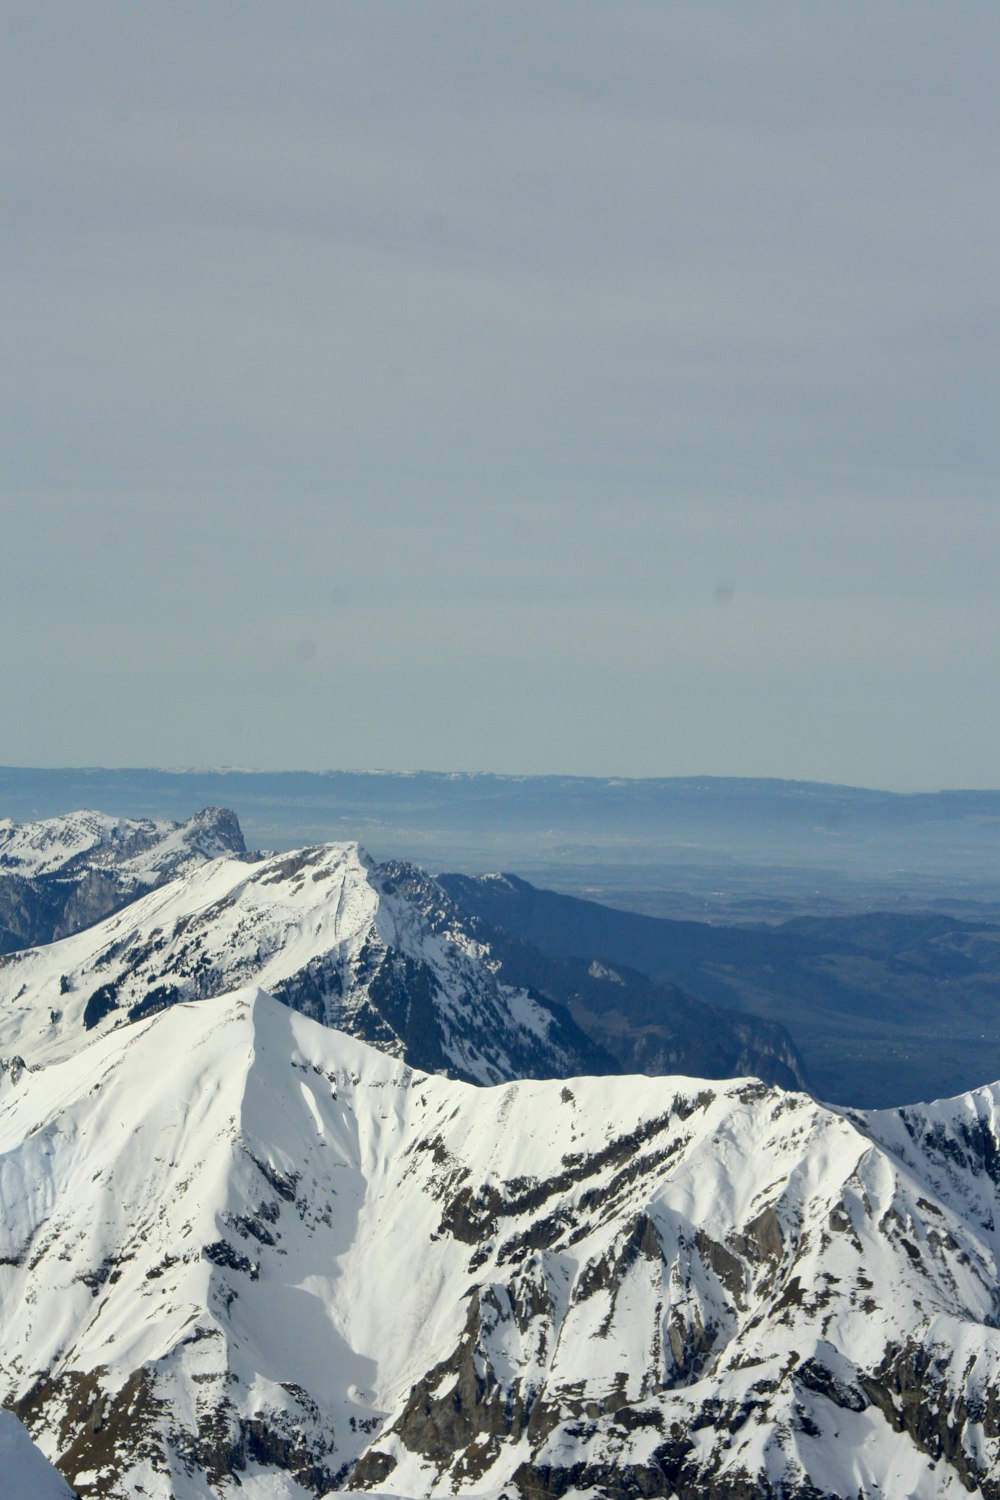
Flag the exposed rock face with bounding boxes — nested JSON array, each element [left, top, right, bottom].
[[3, 988, 1000, 1499], [0, 807, 249, 953]]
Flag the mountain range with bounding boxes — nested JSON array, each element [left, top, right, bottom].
[[4, 808, 996, 1107], [3, 809, 1000, 1498], [0, 811, 802, 1094]]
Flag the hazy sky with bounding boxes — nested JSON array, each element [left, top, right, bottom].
[[3, 2, 998, 788]]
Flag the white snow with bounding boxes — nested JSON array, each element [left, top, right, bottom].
[[0, 1410, 76, 1498], [2, 984, 1000, 1497], [4, 825, 1000, 1497]]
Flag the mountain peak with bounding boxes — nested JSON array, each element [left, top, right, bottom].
[[3, 987, 1000, 1498], [0, 807, 250, 956], [0, 805, 246, 879], [0, 839, 606, 1085]]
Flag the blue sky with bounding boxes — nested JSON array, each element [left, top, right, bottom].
[[2, 2, 997, 788]]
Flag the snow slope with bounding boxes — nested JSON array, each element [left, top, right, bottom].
[[0, 842, 602, 1085], [3, 987, 1000, 1498], [0, 1409, 78, 1498]]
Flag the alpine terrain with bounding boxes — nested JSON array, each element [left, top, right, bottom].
[[0, 839, 611, 1086], [2, 818, 1000, 1498], [0, 807, 249, 954]]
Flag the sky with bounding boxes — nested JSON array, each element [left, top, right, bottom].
[[2, 2, 998, 789]]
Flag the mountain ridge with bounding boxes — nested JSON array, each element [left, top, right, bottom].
[[0, 807, 248, 955], [3, 986, 1000, 1498], [0, 831, 806, 1096], [0, 840, 610, 1087]]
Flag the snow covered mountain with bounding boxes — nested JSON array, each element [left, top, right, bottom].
[[0, 807, 248, 953], [4, 819, 1000, 1498], [0, 814, 806, 1093], [0, 1410, 78, 1498], [3, 985, 1000, 1499], [0, 841, 607, 1085]]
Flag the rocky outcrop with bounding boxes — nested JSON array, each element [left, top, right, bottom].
[[0, 807, 249, 953]]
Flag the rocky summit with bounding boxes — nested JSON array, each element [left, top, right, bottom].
[[0, 806, 248, 954]]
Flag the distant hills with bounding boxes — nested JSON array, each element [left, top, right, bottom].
[[441, 871, 1000, 1107]]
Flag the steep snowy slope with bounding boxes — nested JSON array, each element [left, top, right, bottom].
[[0, 842, 607, 1085], [0, 817, 807, 1094], [0, 807, 248, 953], [0, 1410, 78, 1498], [3, 988, 1000, 1499]]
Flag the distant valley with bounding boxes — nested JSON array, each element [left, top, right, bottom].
[[442, 872, 1000, 1107]]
